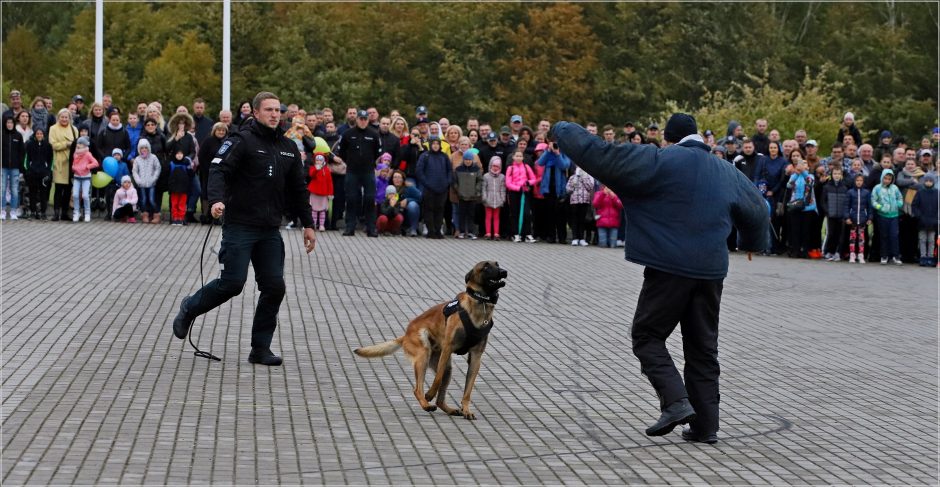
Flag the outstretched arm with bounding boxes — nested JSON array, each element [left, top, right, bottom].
[[552, 121, 658, 196]]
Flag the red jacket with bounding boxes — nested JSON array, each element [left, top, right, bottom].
[[592, 190, 623, 228], [307, 164, 333, 196]]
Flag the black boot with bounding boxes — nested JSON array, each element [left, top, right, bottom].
[[645, 398, 696, 436], [681, 426, 718, 444], [248, 347, 282, 366], [172, 296, 195, 339]]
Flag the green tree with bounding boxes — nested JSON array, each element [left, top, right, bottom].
[[135, 33, 219, 111]]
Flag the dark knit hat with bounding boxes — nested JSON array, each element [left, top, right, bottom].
[[664, 113, 697, 143]]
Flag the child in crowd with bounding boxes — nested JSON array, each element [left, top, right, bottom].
[[846, 158, 865, 182], [105, 148, 130, 220], [132, 139, 161, 223], [307, 152, 333, 231], [71, 136, 99, 222], [400, 176, 423, 237], [505, 149, 536, 243], [374, 158, 392, 206], [821, 166, 849, 261], [112, 175, 138, 223], [844, 173, 872, 263], [376, 185, 403, 235], [452, 150, 482, 239], [168, 149, 193, 226], [592, 184, 623, 248], [785, 154, 816, 258], [566, 166, 595, 246], [871, 168, 903, 264], [911, 174, 938, 266], [24, 128, 52, 220], [481, 156, 506, 240]]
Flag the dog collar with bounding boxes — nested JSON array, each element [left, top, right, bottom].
[[467, 288, 499, 305]]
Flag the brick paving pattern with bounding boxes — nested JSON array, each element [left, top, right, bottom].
[[2, 220, 937, 485]]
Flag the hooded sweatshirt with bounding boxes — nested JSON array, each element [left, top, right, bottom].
[[505, 158, 536, 193], [71, 144, 99, 178], [871, 168, 903, 218], [415, 141, 452, 193], [2, 114, 25, 170], [25, 134, 53, 176]]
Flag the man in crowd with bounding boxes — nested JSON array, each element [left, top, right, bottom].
[[218, 110, 233, 128], [192, 98, 215, 142], [751, 118, 770, 155], [602, 125, 617, 143], [858, 144, 878, 175], [337, 106, 357, 136], [335, 109, 382, 237], [510, 114, 524, 141], [377, 116, 399, 162]]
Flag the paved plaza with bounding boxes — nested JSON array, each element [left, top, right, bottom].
[[2, 220, 937, 485]]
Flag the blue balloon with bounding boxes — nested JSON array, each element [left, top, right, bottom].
[[102, 157, 119, 178]]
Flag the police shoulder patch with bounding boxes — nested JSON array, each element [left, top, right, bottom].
[[218, 140, 233, 155]]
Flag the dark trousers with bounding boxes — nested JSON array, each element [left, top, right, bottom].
[[877, 215, 900, 259], [786, 210, 813, 255], [27, 174, 50, 214], [531, 196, 549, 239], [823, 217, 845, 255], [344, 171, 375, 233], [199, 174, 210, 220], [545, 193, 569, 242], [631, 267, 724, 435], [457, 200, 476, 234], [899, 214, 919, 262], [330, 173, 345, 229], [569, 203, 589, 241], [185, 224, 286, 349], [113, 203, 135, 219], [53, 182, 70, 218], [507, 191, 531, 237], [422, 189, 447, 237]]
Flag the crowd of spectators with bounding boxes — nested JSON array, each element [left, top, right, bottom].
[[2, 89, 938, 266]]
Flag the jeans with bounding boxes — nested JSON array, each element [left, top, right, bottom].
[[139, 186, 157, 214], [2, 168, 20, 210], [877, 215, 900, 259], [185, 224, 286, 349], [404, 200, 420, 232], [344, 171, 375, 233], [919, 229, 937, 258], [187, 175, 201, 213], [597, 227, 619, 248], [71, 177, 91, 216]]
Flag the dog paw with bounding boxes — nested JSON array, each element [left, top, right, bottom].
[[422, 405, 438, 412], [462, 410, 476, 420]]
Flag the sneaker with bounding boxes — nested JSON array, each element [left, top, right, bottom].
[[880, 257, 888, 265], [456, 233, 465, 239], [318, 225, 326, 232], [483, 233, 492, 239], [494, 234, 501, 240], [824, 253, 834, 261], [73, 213, 80, 222], [408, 229, 417, 237], [513, 235, 522, 243], [615, 240, 625, 248], [848, 253, 856, 263], [857, 255, 866, 264], [892, 257, 902, 266], [127, 217, 137, 223], [579, 239, 589, 246], [571, 239, 579, 246], [468, 233, 477, 240], [248, 347, 283, 366], [831, 254, 841, 262], [525, 235, 536, 243], [0, 211, 5, 220], [285, 221, 295, 229], [9, 212, 17, 221], [84, 213, 91, 222]]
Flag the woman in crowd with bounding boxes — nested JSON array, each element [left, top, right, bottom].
[[235, 100, 252, 126], [16, 110, 33, 142], [81, 102, 107, 142], [30, 96, 52, 135], [197, 122, 228, 223], [785, 151, 817, 258], [141, 117, 168, 224], [49, 109, 76, 221], [25, 128, 53, 219], [145, 104, 166, 134]]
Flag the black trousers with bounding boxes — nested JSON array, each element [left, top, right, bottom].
[[344, 171, 375, 233], [631, 267, 724, 435], [422, 189, 447, 237], [786, 210, 813, 255], [185, 224, 286, 349], [457, 200, 476, 234], [113, 203, 135, 219], [823, 217, 845, 255], [329, 173, 345, 230], [543, 193, 569, 242], [569, 203, 589, 241], [27, 174, 50, 214], [53, 182, 71, 218]]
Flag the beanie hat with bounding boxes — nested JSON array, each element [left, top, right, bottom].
[[121, 175, 133, 184], [535, 143, 549, 152], [137, 138, 151, 151], [663, 113, 697, 143], [376, 163, 389, 171], [77, 136, 90, 147], [385, 185, 398, 196], [463, 151, 475, 160], [880, 130, 892, 139], [380, 152, 392, 162], [112, 148, 123, 157], [844, 111, 855, 121], [924, 173, 936, 185]]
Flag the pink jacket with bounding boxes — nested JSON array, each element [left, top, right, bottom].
[[112, 186, 139, 213], [71, 149, 99, 178], [592, 190, 623, 228], [505, 162, 536, 192]]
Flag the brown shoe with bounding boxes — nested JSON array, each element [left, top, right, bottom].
[[151, 213, 161, 224], [141, 212, 151, 223]]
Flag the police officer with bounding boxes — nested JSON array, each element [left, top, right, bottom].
[[172, 91, 316, 366], [552, 113, 768, 444], [334, 109, 382, 236]]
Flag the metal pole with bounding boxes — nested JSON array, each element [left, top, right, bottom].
[[95, 0, 103, 102], [222, 0, 231, 110]]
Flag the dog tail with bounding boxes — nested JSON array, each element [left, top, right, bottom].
[[354, 337, 403, 358]]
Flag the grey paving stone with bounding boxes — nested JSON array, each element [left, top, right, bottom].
[[1, 220, 937, 484]]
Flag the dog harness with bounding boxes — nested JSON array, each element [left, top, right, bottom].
[[443, 290, 496, 355]]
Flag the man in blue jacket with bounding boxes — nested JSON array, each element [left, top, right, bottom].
[[552, 113, 768, 444]]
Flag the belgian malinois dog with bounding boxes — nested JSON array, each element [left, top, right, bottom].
[[354, 261, 508, 420]]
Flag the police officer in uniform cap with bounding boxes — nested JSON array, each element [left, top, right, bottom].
[[171, 91, 316, 366]]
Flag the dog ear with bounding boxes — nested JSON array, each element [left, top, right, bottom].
[[465, 270, 472, 284]]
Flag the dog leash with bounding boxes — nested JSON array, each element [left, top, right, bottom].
[[186, 220, 222, 362]]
